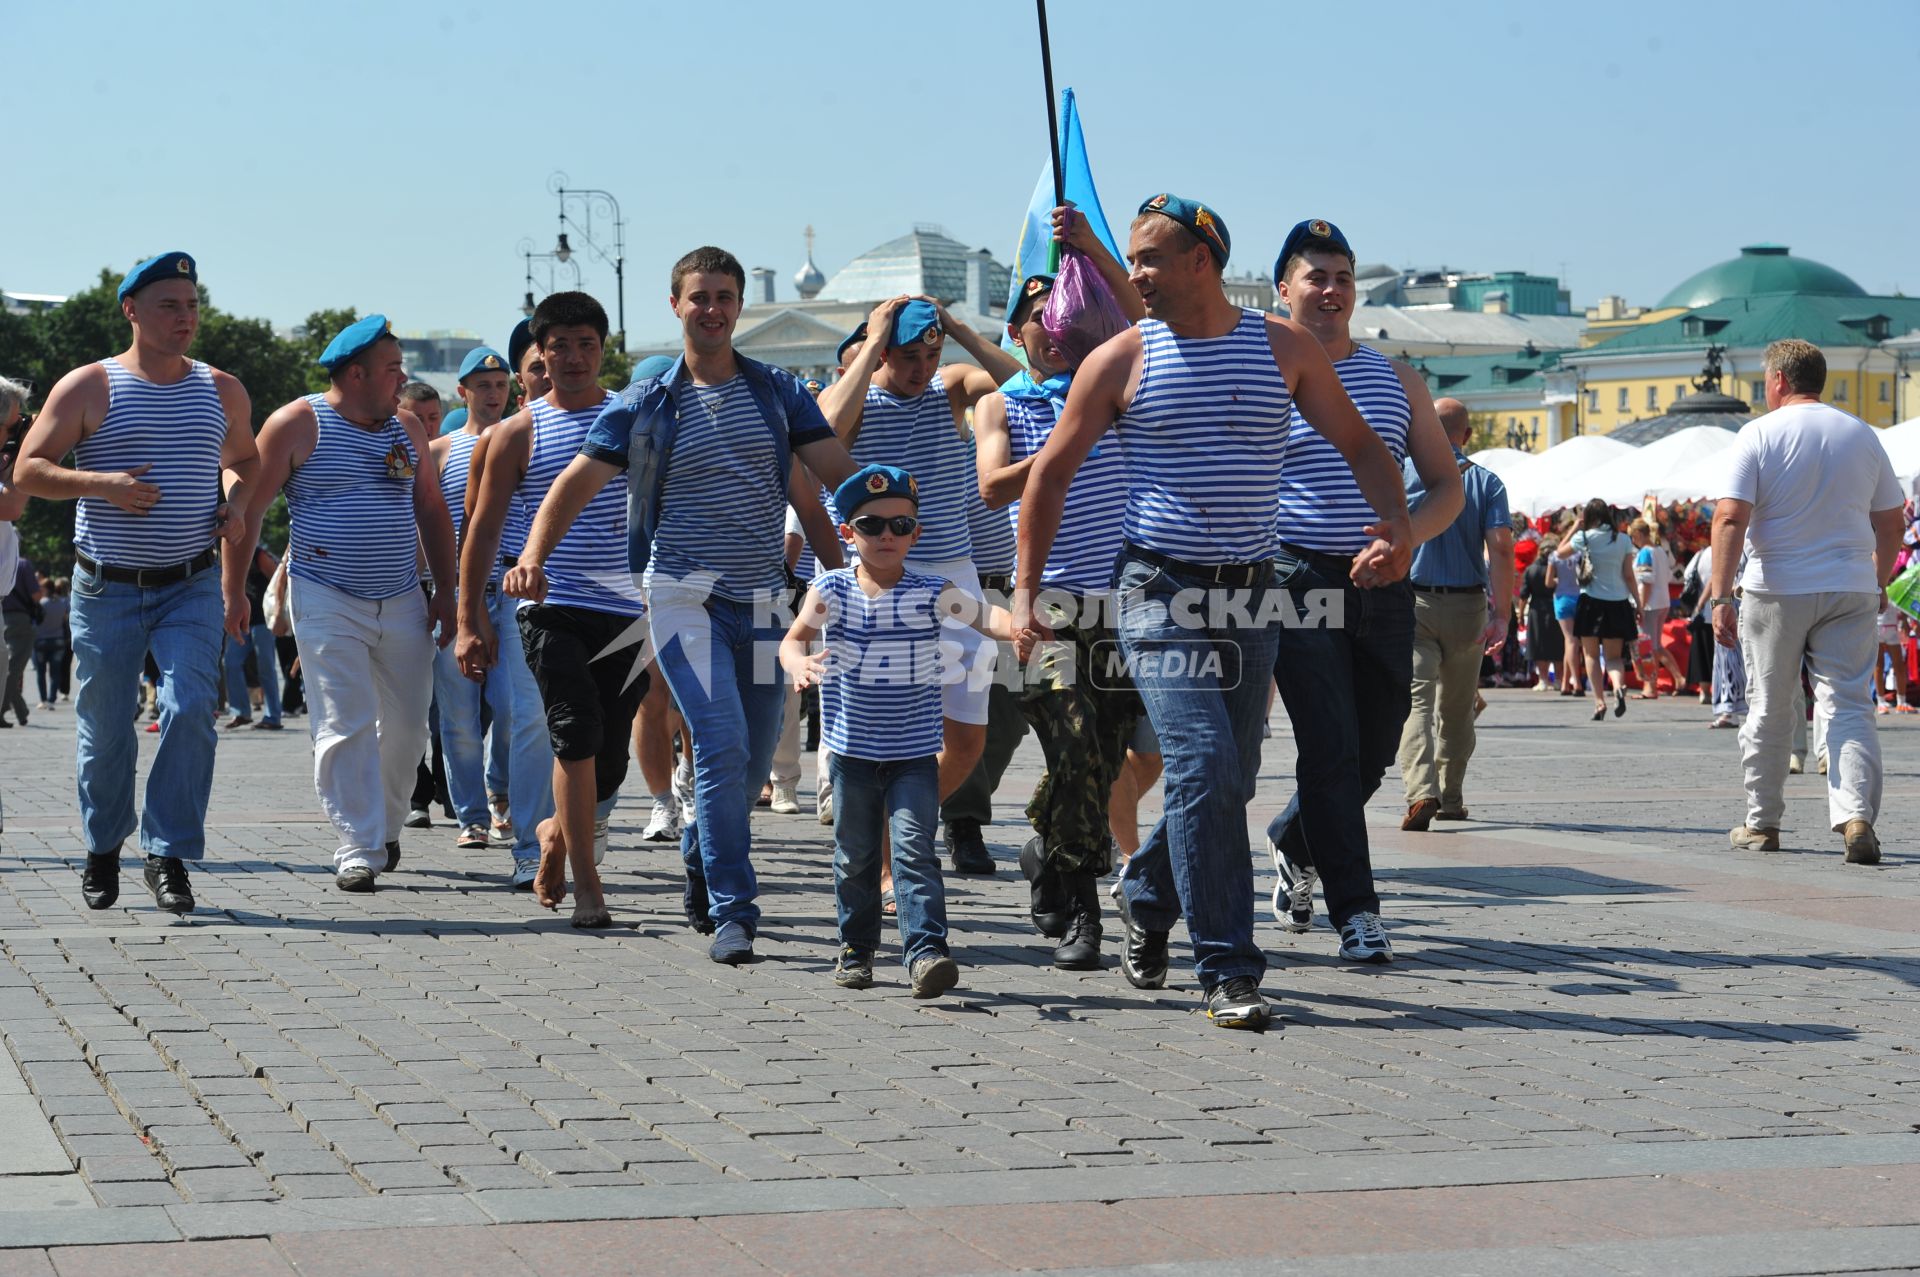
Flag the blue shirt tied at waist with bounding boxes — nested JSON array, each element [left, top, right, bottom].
[[1406, 447, 1510, 589]]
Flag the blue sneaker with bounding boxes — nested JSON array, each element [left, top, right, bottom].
[[709, 920, 755, 965]]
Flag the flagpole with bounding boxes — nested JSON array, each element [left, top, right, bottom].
[[1036, 0, 1063, 269]]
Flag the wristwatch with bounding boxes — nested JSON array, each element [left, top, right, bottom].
[[1707, 596, 1737, 607]]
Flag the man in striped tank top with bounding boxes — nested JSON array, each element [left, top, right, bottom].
[[465, 292, 643, 930], [819, 297, 1027, 843], [246, 314, 459, 895], [1262, 220, 1463, 966], [977, 208, 1151, 971], [543, 249, 855, 963], [15, 252, 260, 916], [1015, 196, 1414, 1030], [429, 346, 546, 876]]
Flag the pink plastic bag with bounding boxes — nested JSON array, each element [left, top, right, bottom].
[[1041, 244, 1130, 368]]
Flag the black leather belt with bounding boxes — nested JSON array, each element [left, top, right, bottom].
[[1413, 584, 1486, 595], [1276, 541, 1359, 580], [978, 572, 1012, 595], [1123, 543, 1268, 589], [75, 547, 217, 588]]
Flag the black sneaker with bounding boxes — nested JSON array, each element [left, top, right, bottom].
[[1019, 836, 1071, 938], [335, 866, 377, 893], [832, 946, 874, 989], [1267, 834, 1317, 933], [1113, 877, 1168, 990], [384, 841, 402, 872], [82, 850, 122, 910], [909, 952, 960, 999], [143, 854, 193, 916], [1204, 977, 1271, 1031], [683, 866, 715, 934], [945, 819, 995, 874]]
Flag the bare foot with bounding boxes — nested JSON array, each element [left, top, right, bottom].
[[570, 900, 613, 929], [533, 817, 568, 910]]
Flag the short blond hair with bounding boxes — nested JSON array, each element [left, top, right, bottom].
[[1764, 339, 1826, 395]]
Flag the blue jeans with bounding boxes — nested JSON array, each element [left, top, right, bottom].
[[70, 561, 223, 861], [223, 622, 282, 725], [651, 589, 787, 930], [830, 753, 946, 965], [434, 626, 497, 831], [1265, 547, 1414, 927], [1115, 552, 1279, 989], [486, 590, 551, 858]]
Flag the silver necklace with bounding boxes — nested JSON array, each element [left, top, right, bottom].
[[693, 379, 738, 422]]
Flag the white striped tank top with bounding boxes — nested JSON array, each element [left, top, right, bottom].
[[1005, 394, 1127, 594], [519, 393, 644, 617], [646, 376, 787, 602], [794, 485, 845, 581], [74, 359, 226, 568], [814, 568, 948, 761], [284, 396, 420, 600], [964, 431, 1016, 577], [1115, 309, 1293, 564], [438, 429, 497, 587], [844, 374, 973, 563], [1273, 344, 1411, 554]]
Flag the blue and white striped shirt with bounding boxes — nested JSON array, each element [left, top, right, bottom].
[[520, 393, 644, 617], [964, 431, 1016, 577], [813, 568, 948, 761], [793, 484, 845, 581], [74, 359, 225, 569], [1115, 309, 1293, 564], [1273, 343, 1410, 554], [437, 429, 498, 587], [284, 396, 419, 600], [844, 374, 973, 563], [1005, 394, 1127, 594], [647, 376, 787, 601]]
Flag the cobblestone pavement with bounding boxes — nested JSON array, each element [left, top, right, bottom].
[[1, 688, 1916, 1273]]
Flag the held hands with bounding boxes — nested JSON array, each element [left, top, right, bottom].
[[1349, 519, 1413, 587], [102, 464, 163, 515], [503, 562, 547, 603], [1010, 588, 1055, 664]]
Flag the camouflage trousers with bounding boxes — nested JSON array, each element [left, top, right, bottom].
[[1018, 601, 1141, 876]]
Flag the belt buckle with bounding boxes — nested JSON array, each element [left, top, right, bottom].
[[134, 566, 161, 589]]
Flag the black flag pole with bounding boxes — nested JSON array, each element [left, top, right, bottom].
[[1037, 0, 1063, 268]]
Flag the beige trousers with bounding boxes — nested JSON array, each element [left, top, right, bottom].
[[1397, 590, 1487, 810]]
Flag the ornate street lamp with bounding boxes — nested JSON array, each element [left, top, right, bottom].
[[551, 173, 626, 352]]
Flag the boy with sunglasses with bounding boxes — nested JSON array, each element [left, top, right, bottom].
[[781, 463, 1013, 998]]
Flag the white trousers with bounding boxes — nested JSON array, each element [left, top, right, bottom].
[[290, 577, 436, 872], [1738, 591, 1880, 832]]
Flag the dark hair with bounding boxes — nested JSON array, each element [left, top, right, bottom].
[[1580, 497, 1618, 540], [670, 247, 746, 299], [531, 290, 609, 346], [1279, 237, 1356, 284], [326, 334, 401, 384], [398, 381, 440, 404]]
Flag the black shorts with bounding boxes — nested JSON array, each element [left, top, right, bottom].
[[518, 603, 650, 800], [1573, 595, 1637, 643]]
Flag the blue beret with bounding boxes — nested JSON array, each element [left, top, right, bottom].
[[439, 407, 469, 436], [800, 376, 825, 397], [834, 463, 919, 518], [836, 322, 868, 365], [117, 251, 197, 301], [1010, 273, 1055, 326], [889, 300, 942, 349], [629, 355, 675, 385], [1138, 193, 1230, 267], [1274, 218, 1355, 285], [457, 347, 509, 381], [317, 314, 395, 370], [507, 318, 535, 373]]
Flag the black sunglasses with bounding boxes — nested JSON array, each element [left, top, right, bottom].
[[849, 514, 919, 537]]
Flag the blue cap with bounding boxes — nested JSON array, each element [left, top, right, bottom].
[[439, 407, 469, 436], [1273, 218, 1355, 286], [629, 355, 675, 385], [836, 322, 868, 365], [457, 346, 508, 382], [1009, 273, 1055, 326], [800, 375, 825, 397], [834, 463, 920, 518], [889, 300, 942, 349], [507, 318, 535, 373], [117, 251, 197, 301], [317, 314, 395, 371], [1137, 193, 1230, 266]]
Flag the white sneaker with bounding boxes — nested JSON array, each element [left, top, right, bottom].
[[1337, 911, 1393, 964], [642, 795, 681, 843], [593, 815, 610, 866], [673, 755, 696, 824], [770, 781, 800, 815]]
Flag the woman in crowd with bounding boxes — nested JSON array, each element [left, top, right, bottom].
[[1629, 518, 1686, 699], [1556, 499, 1639, 721], [1520, 544, 1563, 691]]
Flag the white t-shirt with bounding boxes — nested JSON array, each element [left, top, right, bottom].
[[1633, 542, 1674, 608], [1720, 402, 1902, 596]]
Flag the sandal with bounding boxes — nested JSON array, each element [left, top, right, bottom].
[[881, 886, 896, 916]]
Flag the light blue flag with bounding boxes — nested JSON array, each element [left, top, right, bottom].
[[1003, 87, 1120, 351]]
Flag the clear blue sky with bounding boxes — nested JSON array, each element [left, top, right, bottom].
[[8, 0, 1917, 349]]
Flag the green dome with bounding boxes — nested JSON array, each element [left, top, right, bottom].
[[1658, 244, 1866, 310]]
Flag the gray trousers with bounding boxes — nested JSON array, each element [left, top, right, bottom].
[[1397, 590, 1488, 810], [1739, 591, 1879, 831]]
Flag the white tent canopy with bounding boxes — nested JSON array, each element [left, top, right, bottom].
[[1462, 447, 1537, 489], [1878, 416, 1920, 481], [1502, 434, 1640, 516], [1573, 425, 1742, 507]]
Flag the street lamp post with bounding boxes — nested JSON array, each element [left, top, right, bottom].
[[550, 172, 626, 352], [517, 237, 580, 317]]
